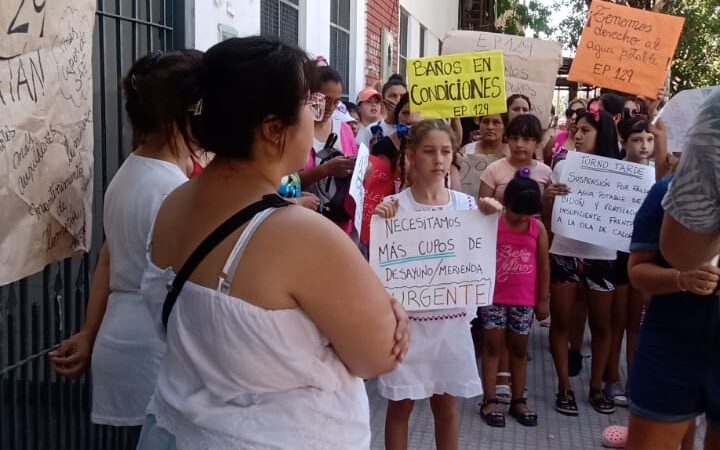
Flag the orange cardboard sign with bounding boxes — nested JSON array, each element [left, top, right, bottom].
[[568, 0, 684, 98]]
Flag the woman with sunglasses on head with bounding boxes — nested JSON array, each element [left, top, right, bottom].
[[136, 36, 409, 450], [49, 50, 204, 446], [551, 98, 587, 168], [298, 65, 359, 232]]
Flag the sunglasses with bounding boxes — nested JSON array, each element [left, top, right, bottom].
[[565, 108, 586, 119], [306, 92, 327, 121]]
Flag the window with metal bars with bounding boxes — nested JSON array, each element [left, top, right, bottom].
[[330, 0, 351, 97], [261, 0, 300, 44], [399, 11, 408, 78]]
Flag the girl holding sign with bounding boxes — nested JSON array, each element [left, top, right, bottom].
[[603, 116, 656, 407], [479, 170, 550, 427], [545, 109, 621, 416], [374, 120, 501, 450]]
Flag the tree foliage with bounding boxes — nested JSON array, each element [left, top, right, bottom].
[[551, 0, 720, 93], [495, 0, 553, 36]]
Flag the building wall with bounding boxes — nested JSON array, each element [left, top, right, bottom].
[[192, 0, 458, 97], [400, 0, 459, 42], [194, 0, 366, 100], [365, 0, 400, 90], [400, 0, 458, 59], [194, 0, 261, 51]]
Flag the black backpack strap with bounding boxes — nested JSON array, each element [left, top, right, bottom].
[[161, 194, 290, 328]]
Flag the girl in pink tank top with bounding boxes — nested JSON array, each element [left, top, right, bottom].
[[479, 169, 550, 428]]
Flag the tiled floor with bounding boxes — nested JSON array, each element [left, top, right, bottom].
[[367, 323, 706, 449]]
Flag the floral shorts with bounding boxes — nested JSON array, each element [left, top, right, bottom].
[[480, 304, 535, 336]]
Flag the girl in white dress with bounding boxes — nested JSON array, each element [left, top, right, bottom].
[[374, 120, 501, 450]]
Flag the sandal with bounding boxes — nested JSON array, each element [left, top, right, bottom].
[[496, 372, 512, 404], [602, 425, 627, 448], [508, 398, 537, 427], [589, 388, 616, 414], [555, 390, 579, 416], [480, 398, 506, 428]]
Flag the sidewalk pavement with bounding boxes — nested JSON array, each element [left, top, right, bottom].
[[367, 323, 706, 449]]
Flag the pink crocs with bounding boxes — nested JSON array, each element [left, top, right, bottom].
[[602, 425, 628, 449]]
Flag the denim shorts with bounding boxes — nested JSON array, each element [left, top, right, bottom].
[[480, 304, 534, 335], [629, 329, 720, 429]]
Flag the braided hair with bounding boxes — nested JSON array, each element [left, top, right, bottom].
[[399, 119, 459, 190]]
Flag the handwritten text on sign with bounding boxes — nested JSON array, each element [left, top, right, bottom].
[[552, 152, 655, 252], [568, 0, 684, 98], [442, 31, 562, 126], [0, 0, 96, 285], [370, 210, 498, 311], [407, 51, 506, 119]]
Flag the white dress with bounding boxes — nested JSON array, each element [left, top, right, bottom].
[[377, 188, 484, 401], [91, 154, 188, 426], [139, 208, 371, 450]]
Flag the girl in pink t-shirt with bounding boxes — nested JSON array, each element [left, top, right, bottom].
[[479, 170, 550, 428]]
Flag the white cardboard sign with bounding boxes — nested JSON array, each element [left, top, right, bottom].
[[656, 86, 720, 153], [552, 152, 655, 252], [349, 143, 370, 233], [370, 209, 498, 311], [442, 30, 563, 126]]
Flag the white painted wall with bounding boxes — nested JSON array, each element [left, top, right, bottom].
[[301, 0, 330, 60], [193, 0, 364, 100], [406, 15, 420, 59], [425, 33, 440, 56], [350, 0, 367, 98], [194, 0, 261, 51], [400, 0, 458, 55]]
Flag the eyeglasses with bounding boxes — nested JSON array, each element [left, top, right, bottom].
[[306, 93, 326, 121]]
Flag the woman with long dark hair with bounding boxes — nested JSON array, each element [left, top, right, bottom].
[[136, 36, 409, 449]]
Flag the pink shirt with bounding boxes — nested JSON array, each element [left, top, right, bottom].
[[304, 121, 359, 234], [493, 216, 540, 307], [480, 158, 552, 204]]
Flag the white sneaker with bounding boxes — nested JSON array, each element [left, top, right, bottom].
[[603, 381, 628, 407]]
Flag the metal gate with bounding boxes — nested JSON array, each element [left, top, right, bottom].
[[1, 1, 185, 449]]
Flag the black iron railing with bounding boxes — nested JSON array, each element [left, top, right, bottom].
[[1, 1, 178, 449]]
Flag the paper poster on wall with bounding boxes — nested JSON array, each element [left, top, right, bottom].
[[0, 0, 96, 285], [656, 86, 720, 153], [348, 144, 370, 233], [370, 210, 498, 311], [568, 0, 684, 98], [551, 152, 655, 252], [441, 30, 563, 125], [407, 51, 507, 119]]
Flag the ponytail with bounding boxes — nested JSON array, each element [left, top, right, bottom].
[[398, 135, 408, 190]]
